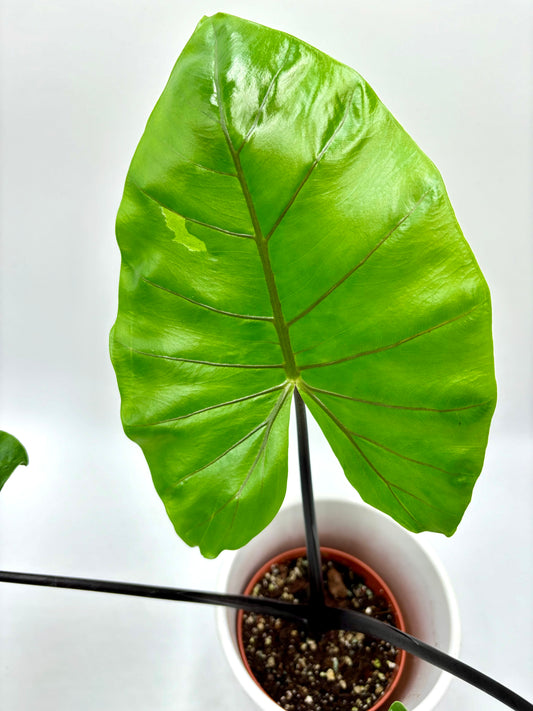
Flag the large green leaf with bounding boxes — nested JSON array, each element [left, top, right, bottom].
[[0, 431, 28, 492], [110, 13, 496, 557]]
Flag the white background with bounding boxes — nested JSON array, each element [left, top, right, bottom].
[[1, 1, 532, 709]]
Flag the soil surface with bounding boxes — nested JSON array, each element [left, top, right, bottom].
[[240, 555, 401, 711]]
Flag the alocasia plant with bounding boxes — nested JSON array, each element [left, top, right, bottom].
[[110, 12, 496, 558], [3, 16, 530, 710]]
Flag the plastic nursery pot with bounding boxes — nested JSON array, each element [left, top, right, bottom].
[[217, 499, 461, 711], [236, 545, 407, 711]]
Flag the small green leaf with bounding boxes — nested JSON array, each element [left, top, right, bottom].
[[389, 703, 409, 711], [0, 431, 28, 491], [111, 13, 496, 557]]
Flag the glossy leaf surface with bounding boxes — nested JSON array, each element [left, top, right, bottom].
[[0, 431, 28, 492], [110, 13, 496, 557]]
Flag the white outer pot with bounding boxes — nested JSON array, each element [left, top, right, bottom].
[[216, 498, 460, 711]]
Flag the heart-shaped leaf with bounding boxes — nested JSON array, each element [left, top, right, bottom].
[[110, 13, 496, 557]]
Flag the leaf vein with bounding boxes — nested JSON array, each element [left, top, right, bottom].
[[156, 135, 238, 177], [303, 387, 445, 517], [130, 180, 254, 239], [118, 343, 284, 370], [128, 383, 288, 427], [141, 277, 274, 322], [237, 58, 288, 153], [266, 86, 358, 242], [304, 383, 491, 414], [180, 386, 292, 533], [349, 431, 458, 476], [176, 422, 268, 485], [350, 439, 420, 522], [300, 304, 482, 371], [288, 188, 433, 326], [234, 386, 291, 498], [353, 438, 446, 513], [212, 20, 299, 379]]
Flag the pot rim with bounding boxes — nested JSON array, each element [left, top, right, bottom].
[[236, 544, 407, 711]]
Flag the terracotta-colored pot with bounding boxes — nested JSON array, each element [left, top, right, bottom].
[[237, 545, 407, 711]]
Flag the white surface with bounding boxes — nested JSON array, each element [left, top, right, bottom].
[[1, 1, 532, 710]]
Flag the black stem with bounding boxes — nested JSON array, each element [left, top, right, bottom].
[[294, 387, 325, 617], [1, 570, 532, 710], [0, 570, 307, 625], [322, 607, 533, 711]]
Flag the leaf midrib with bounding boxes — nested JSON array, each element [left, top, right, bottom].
[[212, 21, 299, 382]]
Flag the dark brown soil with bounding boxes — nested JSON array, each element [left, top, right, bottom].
[[240, 555, 401, 711]]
